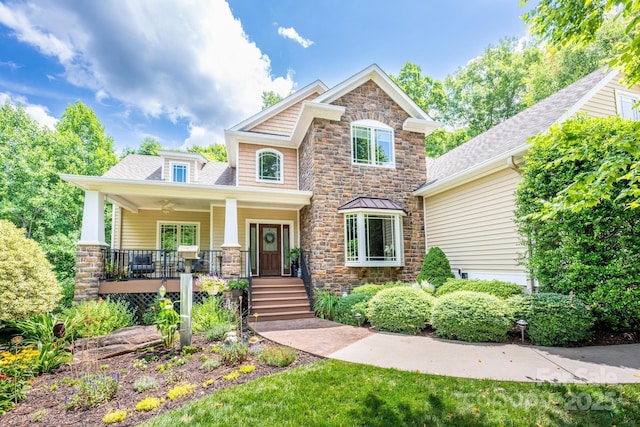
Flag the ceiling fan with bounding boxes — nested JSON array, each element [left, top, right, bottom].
[[160, 200, 175, 215]]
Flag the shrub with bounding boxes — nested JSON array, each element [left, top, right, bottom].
[[351, 282, 403, 295], [313, 289, 340, 320], [416, 247, 454, 287], [64, 372, 120, 409], [12, 313, 73, 373], [258, 345, 297, 367], [154, 298, 180, 349], [334, 293, 373, 326], [65, 298, 134, 338], [0, 220, 61, 323], [219, 341, 249, 365], [133, 376, 157, 392], [167, 383, 195, 400], [200, 358, 221, 372], [431, 291, 513, 343], [192, 296, 235, 332], [103, 409, 127, 424], [436, 279, 524, 299], [135, 396, 162, 412], [517, 293, 594, 346], [366, 287, 435, 334], [204, 323, 234, 342]]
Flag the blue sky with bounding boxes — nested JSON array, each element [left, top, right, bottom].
[[0, 0, 536, 153]]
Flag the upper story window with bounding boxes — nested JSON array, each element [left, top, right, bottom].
[[257, 149, 283, 183], [171, 162, 189, 183], [616, 90, 639, 121], [351, 120, 394, 167]]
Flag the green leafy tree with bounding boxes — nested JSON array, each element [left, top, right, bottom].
[[390, 62, 447, 121], [121, 137, 163, 157], [262, 91, 283, 109], [0, 220, 61, 322], [416, 247, 454, 287], [515, 116, 640, 330], [523, 0, 640, 87], [187, 144, 228, 162], [424, 128, 472, 158]]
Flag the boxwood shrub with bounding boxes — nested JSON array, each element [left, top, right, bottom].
[[351, 282, 403, 295], [366, 287, 435, 334], [515, 293, 594, 346], [334, 293, 373, 326], [431, 291, 513, 343], [436, 279, 524, 299]]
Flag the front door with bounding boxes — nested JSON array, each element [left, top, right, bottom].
[[259, 224, 281, 276]]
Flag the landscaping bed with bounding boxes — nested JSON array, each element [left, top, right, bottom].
[[0, 333, 321, 426]]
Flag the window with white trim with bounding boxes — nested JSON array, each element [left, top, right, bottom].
[[171, 162, 189, 183], [158, 222, 199, 251], [256, 149, 283, 182], [616, 90, 639, 121], [344, 211, 403, 266], [351, 120, 394, 167]]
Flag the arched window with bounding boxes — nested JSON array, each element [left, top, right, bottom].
[[256, 149, 283, 183], [351, 119, 395, 167]]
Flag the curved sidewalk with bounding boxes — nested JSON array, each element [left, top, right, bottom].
[[250, 318, 640, 384]]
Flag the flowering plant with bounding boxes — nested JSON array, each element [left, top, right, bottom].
[[195, 274, 228, 295]]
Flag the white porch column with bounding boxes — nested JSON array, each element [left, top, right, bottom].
[[79, 190, 106, 245], [222, 198, 240, 248]]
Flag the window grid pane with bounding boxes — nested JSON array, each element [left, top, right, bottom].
[[172, 164, 187, 182], [345, 214, 359, 262], [259, 152, 281, 181], [180, 225, 198, 246], [364, 215, 396, 262], [352, 126, 372, 164], [375, 129, 393, 165], [160, 224, 178, 251]]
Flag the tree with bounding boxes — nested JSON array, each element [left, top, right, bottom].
[[523, 0, 640, 87], [416, 247, 455, 287], [261, 91, 282, 109], [188, 144, 228, 162], [390, 62, 447, 121], [121, 137, 162, 157], [0, 220, 61, 322], [515, 116, 640, 330]]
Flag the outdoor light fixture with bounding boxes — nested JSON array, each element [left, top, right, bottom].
[[515, 319, 528, 343], [355, 313, 362, 327], [158, 284, 167, 299]]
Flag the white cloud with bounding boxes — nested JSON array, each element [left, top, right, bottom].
[[0, 0, 296, 147], [277, 26, 314, 48], [0, 92, 58, 129]]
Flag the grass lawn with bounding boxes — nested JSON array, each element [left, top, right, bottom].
[[142, 359, 640, 426]]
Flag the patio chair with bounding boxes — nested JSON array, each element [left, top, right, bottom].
[[129, 251, 156, 278], [177, 251, 209, 274]]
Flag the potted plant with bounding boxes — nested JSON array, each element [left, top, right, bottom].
[[105, 263, 129, 282], [228, 279, 249, 298], [289, 247, 301, 277], [195, 274, 228, 296]]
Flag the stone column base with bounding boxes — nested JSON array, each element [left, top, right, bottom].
[[75, 244, 107, 301], [221, 246, 241, 280]]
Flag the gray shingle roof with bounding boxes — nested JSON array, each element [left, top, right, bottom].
[[425, 67, 612, 184], [103, 154, 235, 185]]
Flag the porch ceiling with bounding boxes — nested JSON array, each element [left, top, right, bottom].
[[60, 174, 312, 212]]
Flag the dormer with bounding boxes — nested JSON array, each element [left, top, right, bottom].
[[158, 150, 208, 183]]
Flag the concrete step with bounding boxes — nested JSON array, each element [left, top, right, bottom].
[[251, 311, 315, 321], [252, 295, 309, 304], [250, 303, 311, 314]]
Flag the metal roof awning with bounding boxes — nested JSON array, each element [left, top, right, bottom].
[[338, 197, 406, 214]]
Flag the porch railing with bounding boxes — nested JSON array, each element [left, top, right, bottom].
[[102, 249, 223, 281], [300, 250, 314, 308]]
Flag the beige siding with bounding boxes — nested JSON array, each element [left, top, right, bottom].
[[579, 78, 640, 118], [111, 205, 122, 248], [211, 207, 298, 250], [121, 209, 211, 249], [237, 143, 298, 189], [250, 93, 319, 135], [425, 168, 526, 274], [162, 157, 198, 182]]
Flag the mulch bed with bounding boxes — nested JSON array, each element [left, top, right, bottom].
[[0, 334, 322, 426]]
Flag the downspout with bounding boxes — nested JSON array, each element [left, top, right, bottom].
[[506, 156, 522, 175]]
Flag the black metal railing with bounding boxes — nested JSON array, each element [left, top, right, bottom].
[[102, 249, 222, 281], [300, 250, 314, 308], [241, 250, 253, 310]]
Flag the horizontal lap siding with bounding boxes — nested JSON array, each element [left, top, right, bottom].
[[250, 93, 319, 135], [237, 143, 298, 189], [425, 168, 526, 273], [580, 78, 640, 117], [121, 209, 211, 249]]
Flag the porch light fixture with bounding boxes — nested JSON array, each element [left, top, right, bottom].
[[515, 319, 528, 343]]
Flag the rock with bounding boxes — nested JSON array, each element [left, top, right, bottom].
[[73, 325, 163, 362]]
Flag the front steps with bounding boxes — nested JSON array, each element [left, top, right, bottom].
[[250, 277, 314, 321]]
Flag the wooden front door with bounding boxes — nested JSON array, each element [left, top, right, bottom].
[[259, 224, 281, 276]]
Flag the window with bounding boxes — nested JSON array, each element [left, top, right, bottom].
[[616, 90, 639, 121], [257, 149, 283, 182], [351, 120, 394, 167], [158, 222, 199, 251], [344, 212, 403, 267], [171, 162, 189, 183]]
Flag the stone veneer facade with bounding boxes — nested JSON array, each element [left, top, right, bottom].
[[74, 244, 107, 301], [300, 80, 426, 292]]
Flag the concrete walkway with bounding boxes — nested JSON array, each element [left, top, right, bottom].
[[250, 318, 640, 384]]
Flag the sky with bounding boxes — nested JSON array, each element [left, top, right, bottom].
[[0, 0, 537, 153]]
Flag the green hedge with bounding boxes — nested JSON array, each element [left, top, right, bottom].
[[436, 279, 524, 299], [334, 293, 373, 326], [351, 282, 403, 295], [416, 247, 454, 287], [366, 287, 435, 334], [515, 293, 594, 346], [431, 291, 513, 343]]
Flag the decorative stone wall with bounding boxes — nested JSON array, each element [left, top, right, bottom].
[[221, 246, 241, 280], [300, 80, 427, 292], [74, 244, 107, 301]]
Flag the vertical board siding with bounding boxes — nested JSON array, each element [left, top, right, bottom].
[[250, 93, 320, 135], [237, 143, 298, 189], [425, 168, 527, 274], [112, 205, 122, 248], [580, 78, 640, 118], [121, 209, 211, 249]]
